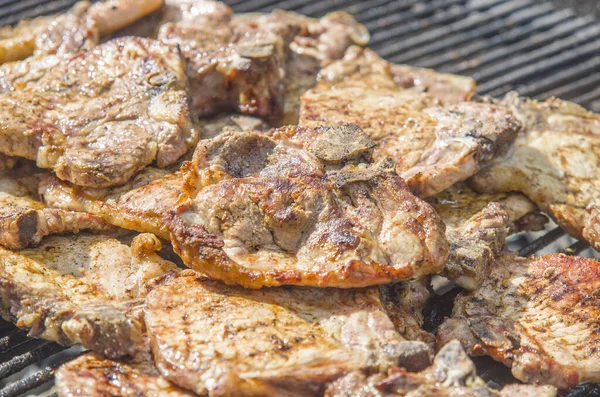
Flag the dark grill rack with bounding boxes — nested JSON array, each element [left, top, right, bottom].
[[0, 0, 599, 395]]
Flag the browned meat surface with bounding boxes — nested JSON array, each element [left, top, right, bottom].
[[0, 153, 16, 171], [325, 340, 556, 397], [168, 125, 448, 288], [437, 254, 600, 390], [39, 114, 268, 238], [0, 37, 197, 188], [145, 271, 433, 396], [157, 0, 367, 119], [0, 168, 115, 249], [427, 183, 547, 290], [471, 92, 600, 250], [300, 48, 518, 197], [0, 233, 179, 359], [56, 353, 196, 397], [0, 0, 162, 64]]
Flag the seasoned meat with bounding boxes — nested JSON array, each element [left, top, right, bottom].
[[145, 271, 433, 396], [427, 183, 547, 290], [0, 168, 115, 249], [471, 92, 600, 250], [437, 254, 600, 390], [0, 233, 179, 359], [0, 0, 162, 64], [157, 0, 367, 119], [56, 353, 195, 397], [0, 37, 197, 188], [325, 340, 557, 397], [168, 125, 448, 288], [300, 48, 518, 197], [39, 114, 268, 238], [0, 153, 16, 171]]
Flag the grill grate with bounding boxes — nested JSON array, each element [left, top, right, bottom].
[[0, 0, 599, 395]]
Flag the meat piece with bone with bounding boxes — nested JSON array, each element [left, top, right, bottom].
[[55, 353, 195, 397], [471, 92, 600, 251], [39, 114, 269, 239], [168, 124, 448, 288], [300, 47, 518, 197], [144, 270, 433, 396], [157, 0, 368, 119], [0, 37, 197, 188], [0, 165, 115, 249], [437, 253, 600, 390], [0, 233, 179, 359], [325, 340, 557, 397], [427, 183, 547, 290]]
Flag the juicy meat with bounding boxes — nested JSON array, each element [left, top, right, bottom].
[[0, 233, 179, 359], [39, 114, 268, 239], [157, 0, 368, 118], [0, 168, 115, 249], [471, 92, 600, 250], [0, 37, 197, 187], [0, 0, 162, 64], [300, 48, 519, 197], [55, 353, 195, 397], [324, 340, 557, 397], [437, 254, 600, 390], [145, 271, 433, 396], [168, 125, 448, 288], [427, 183, 547, 290]]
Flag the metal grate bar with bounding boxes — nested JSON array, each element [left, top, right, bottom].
[[0, 341, 66, 379], [0, 329, 29, 354], [0, 0, 75, 26], [564, 240, 590, 256], [232, 0, 284, 12], [386, 0, 544, 63], [571, 86, 600, 108], [537, 72, 600, 102], [518, 227, 565, 257], [351, 0, 421, 24]]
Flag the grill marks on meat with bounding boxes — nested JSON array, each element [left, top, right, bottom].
[[324, 340, 557, 397], [144, 271, 432, 396], [300, 48, 518, 197], [168, 125, 448, 288], [55, 353, 195, 397], [471, 92, 600, 250], [0, 233, 179, 359], [427, 183, 547, 290], [157, 0, 368, 119], [437, 254, 600, 390], [0, 169, 115, 249], [0, 37, 197, 187]]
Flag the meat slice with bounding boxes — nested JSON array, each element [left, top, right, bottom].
[[0, 233, 179, 359], [325, 340, 557, 397], [157, 0, 368, 119], [145, 271, 433, 396], [0, 167, 115, 249], [168, 125, 448, 288], [0, 154, 16, 171], [300, 49, 518, 197], [437, 254, 600, 390], [0, 0, 162, 64], [427, 183, 547, 290], [0, 37, 197, 187], [39, 114, 268, 238], [471, 92, 600, 250], [55, 353, 196, 397]]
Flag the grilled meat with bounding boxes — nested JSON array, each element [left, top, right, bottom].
[[0, 37, 197, 188], [0, 0, 161, 64], [325, 340, 557, 397], [437, 254, 600, 390], [0, 168, 115, 249], [157, 0, 368, 119], [0, 233, 179, 359], [56, 353, 195, 397], [471, 92, 600, 251], [39, 114, 268, 238], [168, 125, 448, 288], [428, 183, 547, 290], [0, 153, 16, 171], [300, 47, 518, 197], [145, 270, 433, 396]]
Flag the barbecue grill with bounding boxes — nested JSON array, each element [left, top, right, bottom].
[[1, 0, 599, 395]]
